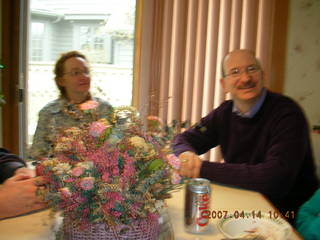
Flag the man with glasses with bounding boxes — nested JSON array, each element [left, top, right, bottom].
[[173, 49, 318, 224]]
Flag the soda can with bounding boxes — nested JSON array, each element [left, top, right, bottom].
[[184, 178, 211, 233]]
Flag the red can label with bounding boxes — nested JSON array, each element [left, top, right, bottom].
[[195, 193, 210, 227]]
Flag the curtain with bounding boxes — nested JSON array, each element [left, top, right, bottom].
[[137, 0, 275, 162]]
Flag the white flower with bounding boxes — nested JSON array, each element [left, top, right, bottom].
[[76, 161, 94, 170], [42, 158, 59, 167], [53, 163, 71, 174], [129, 136, 148, 150], [54, 137, 73, 152]]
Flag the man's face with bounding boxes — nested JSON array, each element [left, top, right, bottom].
[[221, 50, 264, 102]]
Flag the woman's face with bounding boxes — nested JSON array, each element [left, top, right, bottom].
[[58, 57, 91, 98]]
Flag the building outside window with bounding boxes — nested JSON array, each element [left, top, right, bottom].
[[30, 22, 45, 61]]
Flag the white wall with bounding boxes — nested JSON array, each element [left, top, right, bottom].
[[284, 0, 320, 177]]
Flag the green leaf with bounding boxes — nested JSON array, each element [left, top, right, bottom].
[[98, 127, 113, 144], [147, 159, 163, 172], [118, 156, 124, 169]]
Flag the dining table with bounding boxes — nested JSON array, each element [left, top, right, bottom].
[[0, 182, 302, 240], [166, 183, 302, 240]]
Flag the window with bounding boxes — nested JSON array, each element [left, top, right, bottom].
[[30, 22, 45, 61], [76, 25, 111, 64], [27, 0, 136, 148]]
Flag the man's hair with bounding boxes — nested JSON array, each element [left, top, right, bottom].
[[54, 50, 88, 97], [221, 49, 261, 77]]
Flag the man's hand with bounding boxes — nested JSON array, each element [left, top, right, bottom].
[[0, 174, 47, 219], [14, 167, 36, 178], [178, 151, 202, 178]]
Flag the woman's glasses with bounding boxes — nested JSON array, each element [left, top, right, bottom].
[[63, 69, 90, 77]]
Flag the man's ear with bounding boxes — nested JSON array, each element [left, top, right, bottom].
[[220, 77, 227, 93]]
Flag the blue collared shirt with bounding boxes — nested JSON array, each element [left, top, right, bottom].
[[232, 88, 267, 118]]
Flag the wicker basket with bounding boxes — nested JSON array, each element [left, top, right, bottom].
[[63, 217, 160, 240]]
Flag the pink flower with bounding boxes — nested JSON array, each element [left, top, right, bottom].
[[86, 149, 109, 165], [112, 167, 119, 176], [148, 212, 159, 221], [82, 208, 90, 217], [105, 192, 124, 201], [101, 172, 110, 182], [79, 177, 95, 190], [71, 166, 84, 177], [36, 164, 45, 176], [171, 171, 182, 184], [64, 178, 75, 183], [89, 121, 111, 137], [74, 193, 87, 203], [59, 187, 72, 198], [65, 202, 79, 212], [111, 210, 121, 217], [79, 100, 99, 110], [121, 153, 135, 181], [166, 154, 181, 169]]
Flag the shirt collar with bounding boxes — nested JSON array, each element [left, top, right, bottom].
[[232, 88, 267, 118], [49, 95, 96, 114]]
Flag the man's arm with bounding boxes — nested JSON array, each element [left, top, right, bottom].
[[0, 148, 26, 183], [172, 109, 221, 156], [173, 105, 227, 178]]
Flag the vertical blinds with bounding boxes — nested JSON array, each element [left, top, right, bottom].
[[143, 0, 275, 161]]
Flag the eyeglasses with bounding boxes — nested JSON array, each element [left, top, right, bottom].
[[225, 65, 260, 78], [63, 69, 90, 77]]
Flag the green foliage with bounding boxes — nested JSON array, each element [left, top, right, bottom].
[[147, 159, 164, 172]]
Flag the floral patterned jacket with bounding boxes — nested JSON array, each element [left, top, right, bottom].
[[29, 97, 113, 161]]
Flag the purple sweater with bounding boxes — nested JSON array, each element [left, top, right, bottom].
[[173, 91, 318, 215]]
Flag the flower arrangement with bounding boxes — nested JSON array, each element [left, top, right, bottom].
[[36, 103, 183, 232]]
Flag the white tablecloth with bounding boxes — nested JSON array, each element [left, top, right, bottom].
[[0, 183, 302, 240]]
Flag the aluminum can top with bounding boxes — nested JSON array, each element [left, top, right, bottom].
[[187, 178, 211, 193]]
